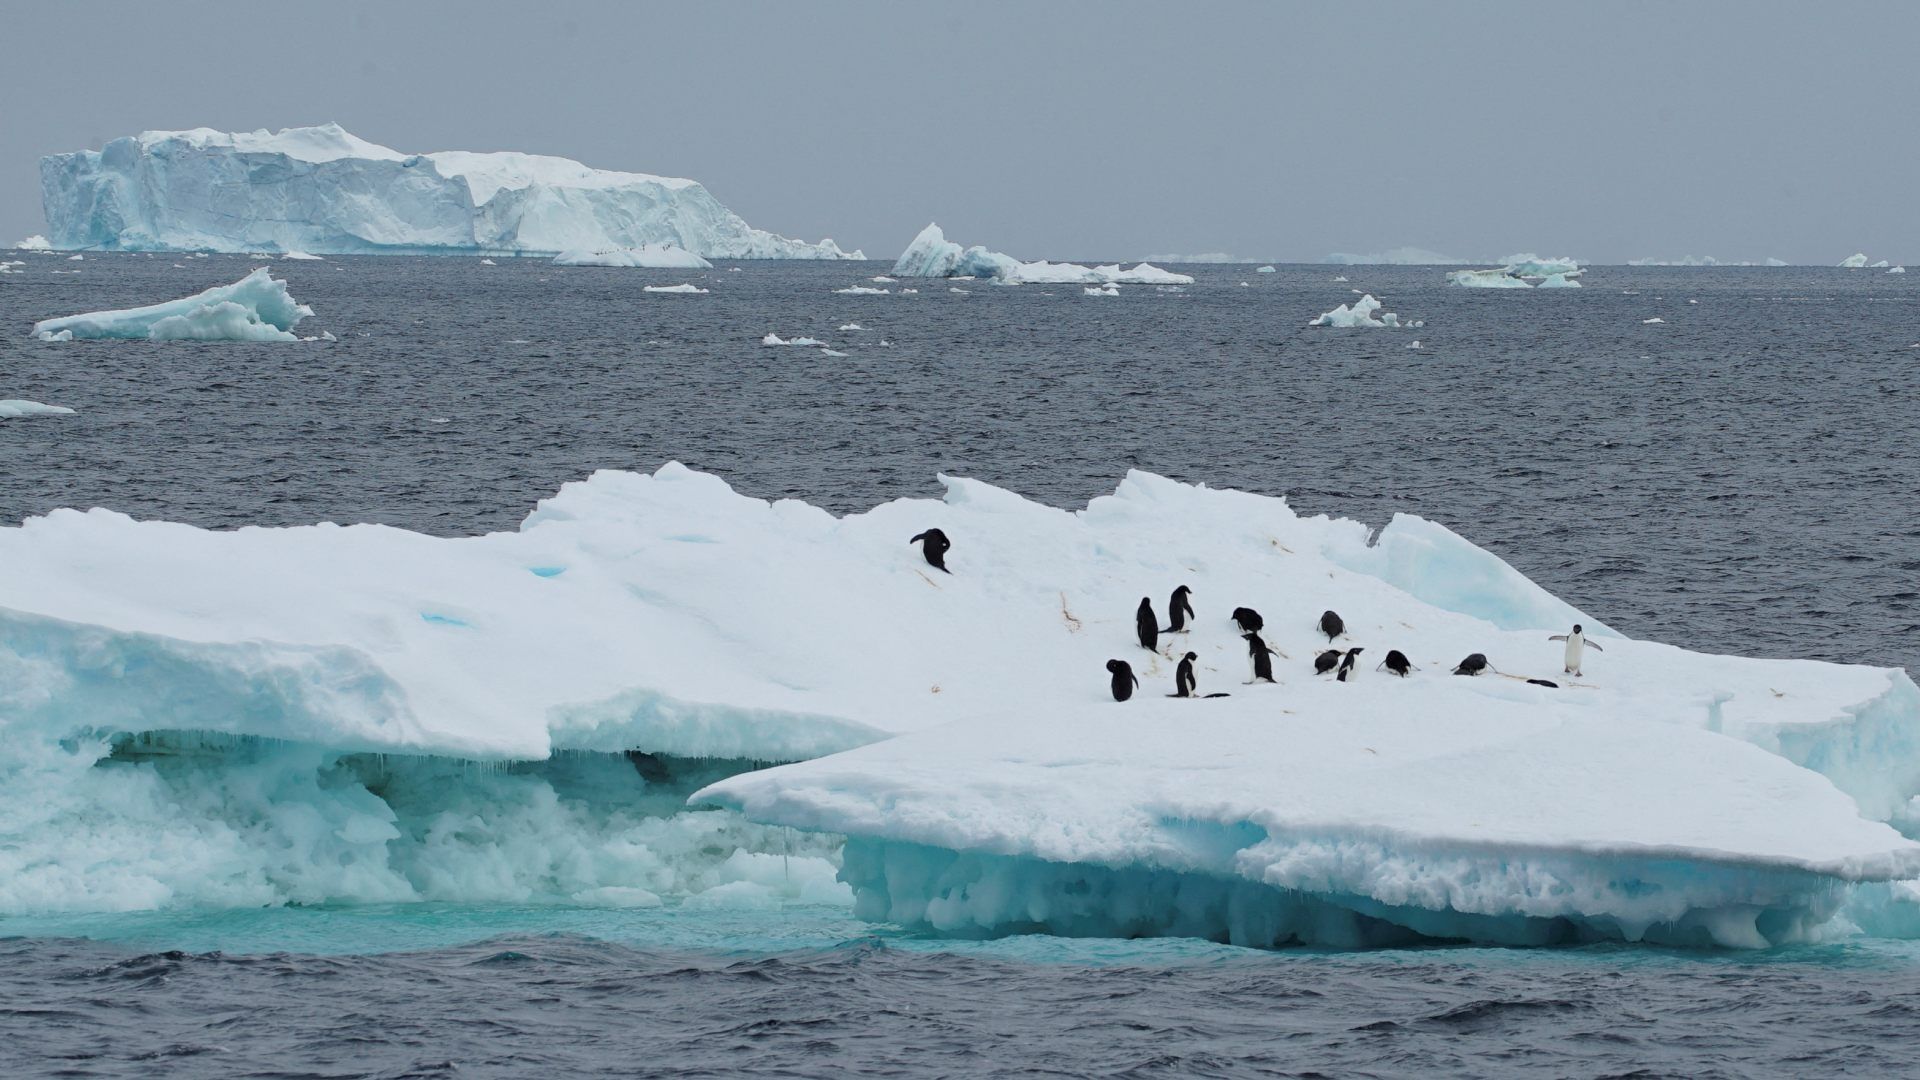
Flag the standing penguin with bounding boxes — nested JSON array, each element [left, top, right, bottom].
[[1336, 647, 1365, 682], [909, 529, 951, 573], [1313, 649, 1343, 675], [1378, 650, 1416, 677], [1166, 586, 1195, 633], [1244, 632, 1277, 683], [1319, 610, 1345, 643], [1453, 653, 1489, 676], [1547, 624, 1603, 677], [1231, 607, 1264, 634], [1173, 652, 1198, 697], [1136, 598, 1159, 652], [1106, 659, 1140, 701]]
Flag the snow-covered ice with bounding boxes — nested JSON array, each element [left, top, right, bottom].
[[643, 283, 709, 294], [891, 224, 1193, 286], [1310, 294, 1409, 328], [1446, 268, 1534, 289], [0, 399, 76, 419], [1, 465, 1916, 943], [1083, 285, 1119, 297], [31, 268, 314, 342], [40, 124, 861, 259], [835, 286, 889, 295], [554, 244, 712, 269]]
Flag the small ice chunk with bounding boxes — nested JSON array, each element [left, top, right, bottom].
[[643, 283, 709, 294], [1256, 265, 1276, 273], [281, 251, 323, 260], [837, 323, 865, 331], [948, 287, 969, 295], [870, 275, 896, 283], [67, 254, 84, 261], [0, 399, 76, 419], [1890, 266, 1907, 274], [1407, 340, 1422, 349], [1643, 317, 1665, 324], [480, 258, 496, 265], [1840, 253, 1870, 268], [1333, 275, 1348, 282], [835, 285, 888, 295], [820, 348, 848, 357], [1083, 285, 1119, 296]]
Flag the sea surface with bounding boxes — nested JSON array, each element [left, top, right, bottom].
[[3, 254, 1919, 1076]]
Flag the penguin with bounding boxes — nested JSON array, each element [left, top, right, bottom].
[[1547, 624, 1603, 677], [1319, 610, 1345, 643], [1231, 607, 1264, 634], [1136, 598, 1159, 652], [1313, 649, 1342, 675], [1244, 632, 1277, 683], [1166, 586, 1195, 633], [1106, 659, 1140, 701], [909, 529, 951, 573], [1452, 653, 1489, 676], [1172, 651, 1198, 697], [1336, 647, 1365, 682], [1378, 649, 1416, 677]]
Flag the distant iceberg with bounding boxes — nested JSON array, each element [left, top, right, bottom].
[[1891, 266, 1907, 274], [1841, 253, 1871, 268], [31, 267, 314, 341], [1627, 256, 1790, 267], [0, 399, 75, 419], [554, 244, 712, 269], [891, 223, 1193, 286], [1537, 273, 1582, 288], [1446, 268, 1533, 289], [1448, 255, 1584, 289], [12, 234, 51, 251], [1324, 247, 1464, 265], [40, 123, 861, 259]]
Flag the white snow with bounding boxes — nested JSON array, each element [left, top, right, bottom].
[[554, 244, 712, 269], [40, 123, 861, 259], [1, 464, 1917, 940], [1841, 253, 1871, 268], [1324, 247, 1464, 265], [642, 283, 709, 294], [31, 268, 314, 342], [13, 235, 52, 250], [891, 223, 1194, 286], [0, 400, 75, 419], [1310, 293, 1408, 328]]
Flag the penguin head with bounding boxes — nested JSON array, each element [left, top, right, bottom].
[[1175, 585, 1191, 598], [1347, 647, 1365, 656], [1572, 623, 1583, 634], [1183, 651, 1197, 662], [1106, 659, 1125, 674]]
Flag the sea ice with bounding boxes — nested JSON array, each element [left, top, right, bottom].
[[40, 123, 861, 259], [891, 224, 1193, 286], [31, 268, 314, 342], [835, 286, 889, 295], [0, 399, 76, 419], [643, 284, 709, 294], [1310, 293, 1406, 328]]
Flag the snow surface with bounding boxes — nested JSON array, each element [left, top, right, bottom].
[[553, 244, 712, 269], [0, 399, 75, 419], [40, 123, 861, 259], [2, 465, 1917, 942], [891, 224, 1194, 286], [31, 268, 313, 342]]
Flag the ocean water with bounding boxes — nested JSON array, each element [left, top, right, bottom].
[[4, 255, 1920, 1076]]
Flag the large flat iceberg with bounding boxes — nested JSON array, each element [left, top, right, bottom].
[[31, 268, 313, 341], [892, 223, 1193, 286], [40, 124, 861, 259], [2, 465, 1917, 942]]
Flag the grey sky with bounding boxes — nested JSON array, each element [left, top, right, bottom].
[[2, 1, 1913, 264]]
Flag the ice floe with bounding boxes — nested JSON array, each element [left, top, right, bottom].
[[643, 283, 709, 294], [31, 268, 315, 342], [892, 223, 1193, 286], [0, 399, 76, 419]]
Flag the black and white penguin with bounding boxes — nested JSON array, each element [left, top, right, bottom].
[[1378, 650, 1416, 677], [908, 529, 951, 573], [1107, 659, 1140, 701], [1166, 586, 1195, 633], [1231, 607, 1264, 634], [1173, 651, 1198, 697], [1314, 649, 1343, 675], [1319, 610, 1345, 643], [1136, 598, 1159, 652], [1452, 653, 1489, 676], [1336, 647, 1365, 682], [1547, 624, 1603, 677], [1244, 632, 1276, 683]]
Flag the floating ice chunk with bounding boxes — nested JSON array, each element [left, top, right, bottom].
[[1447, 267, 1533, 289], [1643, 317, 1665, 324], [870, 275, 896, 283], [1239, 281, 1250, 287], [835, 285, 889, 295], [1890, 266, 1907, 274], [40, 123, 861, 259], [13, 235, 52, 250], [1537, 273, 1582, 288], [899, 288, 917, 294], [281, 250, 323, 261], [554, 244, 712, 269], [31, 268, 313, 342], [1840, 253, 1870, 268], [891, 223, 1194, 285], [1083, 285, 1119, 297], [480, 258, 496, 265], [1870, 260, 1891, 268], [643, 283, 709, 294], [0, 260, 23, 274], [820, 348, 848, 357], [1407, 340, 1423, 349], [1256, 265, 1276, 273], [947, 287, 969, 295], [878, 339, 892, 347], [0, 399, 76, 419], [1333, 275, 1349, 282], [66, 254, 83, 261], [762, 333, 825, 347], [837, 323, 864, 331], [1311, 293, 1407, 327]]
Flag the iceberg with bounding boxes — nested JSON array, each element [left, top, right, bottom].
[[1256, 265, 1276, 273], [1891, 266, 1907, 274], [1870, 260, 1891, 268], [13, 234, 52, 250], [30, 268, 314, 342], [1448, 255, 1584, 290], [554, 244, 712, 269], [1841, 253, 1870, 268], [2, 464, 1917, 942], [1446, 267, 1533, 289], [891, 223, 1193, 286], [834, 285, 889, 295], [1083, 285, 1119, 297], [1537, 273, 1582, 288], [1499, 254, 1582, 277], [1324, 247, 1465, 265], [1309, 293, 1409, 327], [40, 123, 861, 259], [0, 399, 75, 419]]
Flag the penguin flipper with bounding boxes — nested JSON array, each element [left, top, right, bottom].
[[1548, 634, 1568, 642], [1587, 641, 1604, 652]]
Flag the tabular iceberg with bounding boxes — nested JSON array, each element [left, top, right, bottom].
[[3, 464, 1917, 945], [892, 223, 1193, 285], [31, 268, 313, 342], [40, 124, 861, 259]]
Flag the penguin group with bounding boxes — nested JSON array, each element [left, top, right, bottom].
[[904, 527, 1604, 702]]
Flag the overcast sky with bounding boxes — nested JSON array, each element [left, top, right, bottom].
[[3, 1, 1913, 263]]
